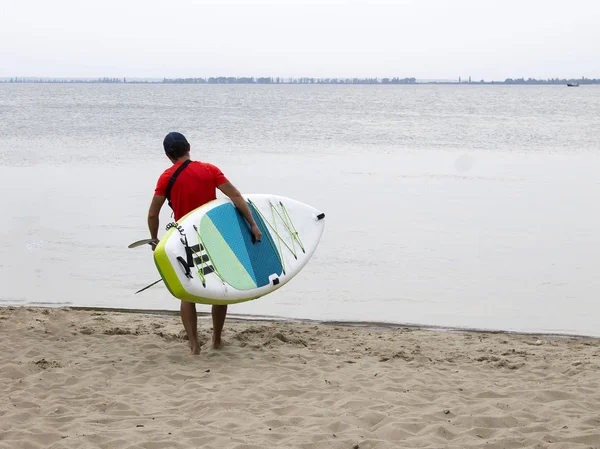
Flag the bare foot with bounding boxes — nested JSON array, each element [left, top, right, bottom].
[[188, 341, 201, 355], [212, 338, 228, 350]]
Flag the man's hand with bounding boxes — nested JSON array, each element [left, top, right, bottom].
[[251, 224, 262, 244]]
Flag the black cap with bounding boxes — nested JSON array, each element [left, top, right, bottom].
[[163, 132, 189, 154]]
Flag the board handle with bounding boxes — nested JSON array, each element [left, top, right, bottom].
[[176, 256, 193, 279]]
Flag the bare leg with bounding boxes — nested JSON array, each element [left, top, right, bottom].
[[180, 301, 200, 355], [211, 305, 228, 349]]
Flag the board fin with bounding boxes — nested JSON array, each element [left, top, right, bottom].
[[128, 238, 159, 249]]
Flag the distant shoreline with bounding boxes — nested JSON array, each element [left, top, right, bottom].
[[1, 76, 599, 85]]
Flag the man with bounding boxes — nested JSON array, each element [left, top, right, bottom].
[[147, 131, 262, 355]]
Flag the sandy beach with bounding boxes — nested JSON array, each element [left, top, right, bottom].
[[1, 306, 600, 449]]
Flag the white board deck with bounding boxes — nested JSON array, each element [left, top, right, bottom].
[[153, 193, 325, 305]]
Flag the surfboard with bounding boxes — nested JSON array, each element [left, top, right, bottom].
[[152, 193, 325, 305]]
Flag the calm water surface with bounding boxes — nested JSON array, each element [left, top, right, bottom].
[[1, 84, 599, 336]]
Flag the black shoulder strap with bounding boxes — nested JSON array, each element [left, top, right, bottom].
[[165, 159, 192, 210]]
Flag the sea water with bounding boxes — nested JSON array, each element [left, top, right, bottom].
[[1, 83, 599, 336]]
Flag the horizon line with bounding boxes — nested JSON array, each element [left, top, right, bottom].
[[1, 75, 598, 84], [1, 75, 598, 81]]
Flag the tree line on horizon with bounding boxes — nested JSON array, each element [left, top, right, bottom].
[[162, 77, 418, 84], [496, 77, 599, 85], [161, 76, 597, 85], [2, 76, 599, 85]]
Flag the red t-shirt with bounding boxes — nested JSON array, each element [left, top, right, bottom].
[[155, 160, 228, 221]]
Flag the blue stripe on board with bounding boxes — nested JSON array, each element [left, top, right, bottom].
[[207, 202, 283, 287], [206, 204, 255, 284], [244, 201, 283, 286]]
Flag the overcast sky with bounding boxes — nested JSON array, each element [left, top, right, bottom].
[[1, 0, 598, 80]]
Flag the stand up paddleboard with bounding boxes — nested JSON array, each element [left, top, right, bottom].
[[147, 193, 325, 305]]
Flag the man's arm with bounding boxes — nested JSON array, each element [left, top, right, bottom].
[[148, 195, 166, 242], [217, 182, 262, 242]]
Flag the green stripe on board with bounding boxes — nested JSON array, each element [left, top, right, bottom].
[[200, 216, 257, 291]]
